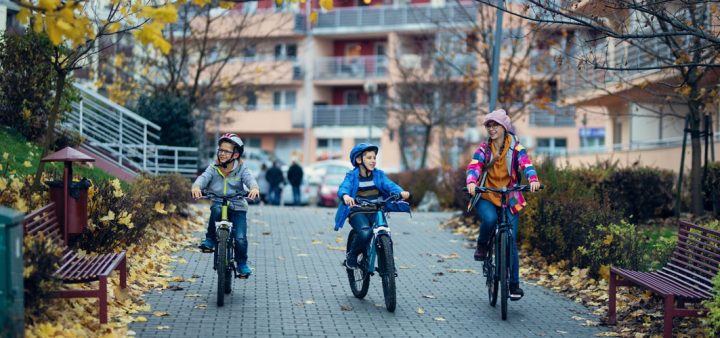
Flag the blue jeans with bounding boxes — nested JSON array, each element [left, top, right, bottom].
[[348, 213, 375, 257], [292, 185, 301, 205], [268, 185, 281, 205], [207, 202, 249, 266], [475, 198, 520, 284]]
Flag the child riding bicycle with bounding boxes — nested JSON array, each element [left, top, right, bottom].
[[334, 143, 410, 270], [466, 109, 541, 300], [191, 133, 260, 276]]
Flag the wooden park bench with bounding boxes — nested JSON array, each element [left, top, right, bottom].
[[609, 220, 719, 338], [23, 202, 127, 324]]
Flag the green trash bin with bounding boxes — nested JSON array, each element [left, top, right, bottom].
[[0, 206, 24, 338]]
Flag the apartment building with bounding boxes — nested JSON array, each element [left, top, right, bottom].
[[551, 2, 720, 172]]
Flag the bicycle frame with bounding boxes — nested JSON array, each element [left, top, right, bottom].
[[215, 201, 235, 271], [365, 209, 391, 274]]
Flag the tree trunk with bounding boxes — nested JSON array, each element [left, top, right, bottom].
[[688, 101, 704, 216], [398, 124, 410, 170], [33, 70, 67, 191], [419, 125, 432, 168]]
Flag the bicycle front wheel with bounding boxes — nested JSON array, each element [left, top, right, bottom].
[[224, 239, 233, 294], [500, 231, 509, 320], [346, 230, 370, 298], [377, 235, 396, 312], [216, 229, 230, 306], [487, 239, 498, 307]]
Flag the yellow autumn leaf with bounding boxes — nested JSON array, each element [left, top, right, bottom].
[[10, 178, 23, 191], [2, 152, 8, 160], [23, 160, 32, 168], [154, 202, 167, 214], [598, 265, 611, 281], [134, 316, 148, 322], [319, 0, 333, 11], [309, 11, 318, 25], [100, 210, 116, 222], [118, 211, 133, 226], [16, 8, 31, 24], [23, 265, 35, 278], [193, 0, 213, 6], [0, 177, 7, 190], [167, 204, 177, 213], [14, 198, 28, 213], [153, 311, 170, 317], [107, 22, 121, 33], [602, 234, 614, 246]]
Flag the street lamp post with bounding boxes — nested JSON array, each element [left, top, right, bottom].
[[364, 81, 378, 143]]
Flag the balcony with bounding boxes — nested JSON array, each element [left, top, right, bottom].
[[302, 3, 478, 35], [528, 104, 576, 127], [559, 37, 689, 99], [313, 105, 387, 127], [315, 56, 388, 80]]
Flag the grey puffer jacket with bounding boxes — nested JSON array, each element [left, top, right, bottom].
[[192, 160, 259, 211]]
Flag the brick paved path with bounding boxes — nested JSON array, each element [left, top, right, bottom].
[[130, 205, 605, 337]]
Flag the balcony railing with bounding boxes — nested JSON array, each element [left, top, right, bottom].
[[313, 105, 387, 127], [559, 36, 690, 98], [299, 2, 478, 34], [528, 104, 576, 127], [315, 56, 388, 80]]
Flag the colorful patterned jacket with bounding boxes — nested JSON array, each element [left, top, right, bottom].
[[465, 134, 539, 214]]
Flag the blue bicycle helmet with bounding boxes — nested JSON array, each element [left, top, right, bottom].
[[349, 143, 379, 167]]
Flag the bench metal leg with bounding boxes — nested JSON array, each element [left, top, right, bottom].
[[119, 256, 127, 289], [663, 295, 674, 338], [608, 270, 617, 325], [99, 276, 108, 324]]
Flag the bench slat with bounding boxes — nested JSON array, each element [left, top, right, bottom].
[[667, 254, 719, 281], [613, 268, 707, 300], [657, 268, 713, 299], [675, 234, 720, 264], [60, 254, 107, 280]]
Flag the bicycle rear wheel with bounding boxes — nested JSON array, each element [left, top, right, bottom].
[[377, 235, 396, 312], [346, 230, 370, 298], [216, 229, 230, 306], [500, 231, 509, 320], [486, 239, 498, 307], [224, 239, 233, 294]]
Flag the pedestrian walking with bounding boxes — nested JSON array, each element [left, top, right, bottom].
[[266, 161, 284, 205], [287, 160, 304, 206]]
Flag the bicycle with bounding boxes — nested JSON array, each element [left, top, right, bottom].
[[343, 194, 408, 312], [200, 190, 253, 307], [465, 184, 543, 320]]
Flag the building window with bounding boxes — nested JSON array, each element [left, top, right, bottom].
[[316, 138, 343, 160], [244, 45, 256, 58], [579, 128, 605, 148], [536, 137, 567, 156], [344, 90, 361, 105], [245, 91, 257, 110], [273, 90, 297, 110], [244, 138, 261, 148], [274, 43, 298, 61]]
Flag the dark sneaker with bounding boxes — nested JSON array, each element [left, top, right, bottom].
[[237, 263, 253, 277], [199, 238, 215, 253], [509, 283, 524, 300], [344, 254, 359, 270], [474, 244, 488, 261]]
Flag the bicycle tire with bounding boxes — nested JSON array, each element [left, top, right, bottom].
[[216, 229, 229, 306], [500, 231, 509, 320], [377, 235, 396, 312], [346, 230, 370, 298], [223, 239, 232, 294], [487, 239, 498, 307]]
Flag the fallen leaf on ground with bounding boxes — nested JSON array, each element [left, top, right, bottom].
[[297, 253, 310, 257], [423, 294, 436, 299], [185, 294, 201, 298], [311, 240, 323, 245], [194, 304, 208, 309], [326, 245, 345, 251], [447, 269, 478, 274], [595, 333, 623, 337], [340, 304, 352, 311], [133, 316, 148, 322], [304, 300, 315, 305], [261, 231, 271, 235], [416, 308, 425, 314], [433, 317, 446, 321], [156, 326, 171, 330], [153, 311, 170, 317]]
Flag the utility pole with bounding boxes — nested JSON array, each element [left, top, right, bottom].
[[489, 0, 504, 112]]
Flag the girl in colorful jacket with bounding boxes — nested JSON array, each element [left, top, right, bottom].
[[334, 143, 410, 269], [466, 109, 541, 300]]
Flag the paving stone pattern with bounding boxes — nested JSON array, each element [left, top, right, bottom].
[[130, 205, 605, 337]]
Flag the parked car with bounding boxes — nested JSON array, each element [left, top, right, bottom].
[[305, 160, 352, 185], [317, 174, 345, 207]]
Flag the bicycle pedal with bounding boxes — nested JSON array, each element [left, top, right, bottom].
[[236, 274, 250, 279], [510, 295, 522, 301]]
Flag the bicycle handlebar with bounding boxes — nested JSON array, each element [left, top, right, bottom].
[[200, 190, 252, 201], [462, 184, 545, 194], [354, 193, 406, 208]]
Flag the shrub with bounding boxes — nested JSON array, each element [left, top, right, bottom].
[[387, 168, 438, 207], [596, 167, 675, 222], [0, 31, 77, 142], [136, 95, 196, 147], [577, 221, 646, 278], [52, 128, 85, 150], [706, 273, 720, 337], [704, 162, 720, 216], [436, 167, 471, 211], [79, 174, 191, 253], [23, 232, 62, 320]]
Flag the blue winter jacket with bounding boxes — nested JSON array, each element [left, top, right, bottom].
[[334, 167, 410, 230]]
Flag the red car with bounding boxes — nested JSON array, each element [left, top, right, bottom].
[[317, 175, 345, 207]]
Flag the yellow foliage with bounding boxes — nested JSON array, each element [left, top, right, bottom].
[[154, 201, 167, 214], [100, 210, 116, 222], [0, 177, 7, 190], [219, 1, 235, 9], [192, 0, 213, 7], [14, 197, 28, 213], [598, 264, 611, 281], [602, 234, 614, 246], [309, 11, 318, 25], [23, 160, 32, 168], [319, 0, 333, 11]]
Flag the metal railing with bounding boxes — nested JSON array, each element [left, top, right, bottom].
[[62, 83, 199, 176], [528, 104, 576, 127], [559, 36, 690, 97], [314, 55, 388, 80], [313, 105, 387, 127], [303, 2, 478, 33]]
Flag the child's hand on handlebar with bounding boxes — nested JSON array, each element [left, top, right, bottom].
[[342, 194, 355, 207], [529, 181, 541, 192], [466, 183, 477, 196], [400, 191, 410, 200], [191, 186, 202, 200], [248, 188, 260, 200]]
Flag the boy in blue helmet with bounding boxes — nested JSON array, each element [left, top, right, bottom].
[[334, 143, 410, 269]]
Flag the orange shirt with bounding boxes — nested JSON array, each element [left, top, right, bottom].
[[482, 135, 512, 207]]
